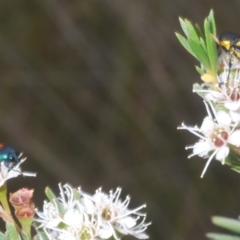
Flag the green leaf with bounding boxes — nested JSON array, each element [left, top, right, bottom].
[[184, 19, 199, 41], [73, 189, 81, 201], [45, 186, 64, 215], [34, 227, 49, 240], [192, 83, 207, 98], [179, 17, 202, 41], [20, 231, 30, 240], [195, 66, 205, 75], [6, 222, 19, 240], [0, 231, 6, 240], [194, 23, 204, 39], [225, 152, 240, 170], [188, 39, 210, 69], [179, 17, 189, 37], [45, 187, 57, 202], [177, 10, 218, 76], [212, 216, 240, 234], [206, 233, 240, 240], [204, 12, 217, 75], [175, 33, 195, 57], [199, 37, 207, 52], [208, 9, 217, 35]]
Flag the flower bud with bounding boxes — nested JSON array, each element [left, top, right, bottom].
[[10, 188, 34, 208]]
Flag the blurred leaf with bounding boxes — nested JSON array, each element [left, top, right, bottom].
[[179, 17, 190, 37], [175, 33, 195, 57], [183, 18, 201, 41], [45, 186, 57, 202], [195, 65, 205, 75], [34, 230, 49, 240], [211, 216, 240, 234], [20, 231, 30, 240], [207, 233, 240, 240], [204, 10, 217, 75], [45, 186, 64, 215], [6, 222, 19, 240], [0, 232, 6, 240], [177, 10, 217, 76], [188, 39, 210, 69], [208, 9, 217, 35]]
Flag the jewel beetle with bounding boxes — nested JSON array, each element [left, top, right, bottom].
[[0, 144, 21, 170]]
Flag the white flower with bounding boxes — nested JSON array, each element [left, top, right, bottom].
[[178, 101, 240, 177], [34, 184, 150, 240], [80, 187, 150, 240], [0, 157, 36, 187], [35, 184, 95, 240], [194, 70, 240, 122]]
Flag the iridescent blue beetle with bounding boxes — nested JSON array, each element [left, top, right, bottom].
[[0, 144, 21, 170]]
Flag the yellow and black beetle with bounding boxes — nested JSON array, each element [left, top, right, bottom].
[[217, 32, 240, 68]]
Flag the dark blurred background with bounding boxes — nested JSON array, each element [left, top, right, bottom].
[[1, 0, 240, 239]]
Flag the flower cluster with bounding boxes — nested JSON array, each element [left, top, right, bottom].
[[34, 184, 150, 240], [178, 46, 240, 177]]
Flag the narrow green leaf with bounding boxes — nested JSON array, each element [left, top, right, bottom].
[[206, 233, 240, 240], [20, 231, 30, 240], [225, 151, 240, 168], [179, 17, 189, 37], [204, 17, 218, 75], [34, 228, 49, 240], [175, 33, 195, 57], [212, 216, 240, 234], [208, 9, 217, 35], [194, 23, 204, 39], [195, 66, 204, 75], [45, 186, 64, 215], [184, 19, 200, 41], [45, 187, 57, 202], [6, 222, 19, 240], [73, 189, 81, 201], [0, 231, 6, 240], [188, 39, 210, 69], [199, 37, 207, 52], [192, 83, 207, 98]]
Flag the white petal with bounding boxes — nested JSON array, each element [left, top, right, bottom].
[[200, 117, 214, 133], [206, 91, 224, 102], [224, 101, 240, 111], [215, 146, 229, 160], [229, 110, 240, 122], [98, 224, 113, 239], [229, 130, 240, 146], [63, 209, 82, 226], [81, 197, 95, 214], [216, 111, 231, 126], [45, 218, 62, 228], [118, 216, 136, 228], [193, 141, 212, 157]]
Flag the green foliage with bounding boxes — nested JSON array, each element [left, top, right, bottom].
[[206, 217, 240, 240], [0, 232, 6, 240], [20, 231, 31, 240], [6, 222, 20, 240], [207, 233, 240, 240], [176, 9, 217, 76], [45, 186, 65, 215], [34, 227, 49, 240]]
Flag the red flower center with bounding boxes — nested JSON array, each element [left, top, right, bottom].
[[227, 87, 240, 101], [213, 130, 228, 147]]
